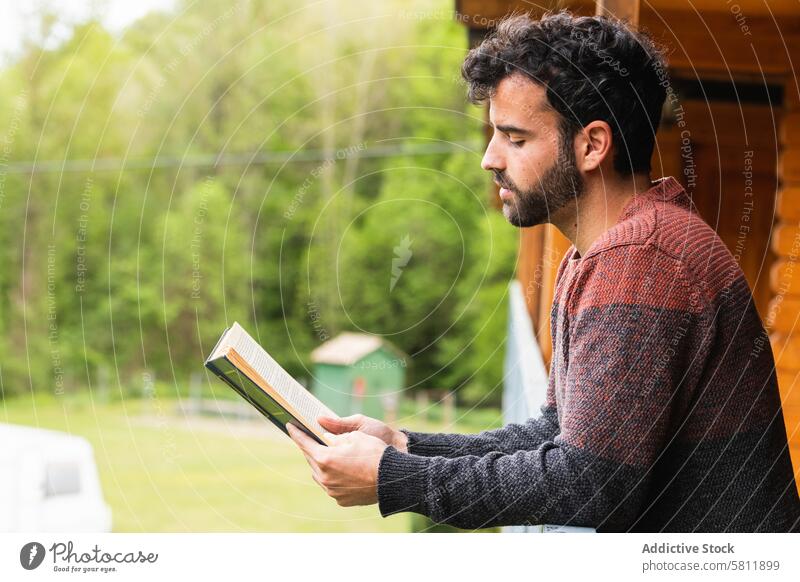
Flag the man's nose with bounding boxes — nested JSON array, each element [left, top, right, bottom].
[[481, 135, 504, 172]]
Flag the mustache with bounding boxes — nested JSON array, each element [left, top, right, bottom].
[[492, 171, 514, 191]]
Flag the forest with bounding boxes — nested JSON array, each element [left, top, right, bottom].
[[0, 0, 518, 408]]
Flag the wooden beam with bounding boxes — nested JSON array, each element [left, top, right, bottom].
[[778, 188, 800, 221], [640, 8, 800, 77], [456, 0, 800, 29], [456, 1, 800, 79], [643, 0, 799, 16], [772, 76, 800, 467]]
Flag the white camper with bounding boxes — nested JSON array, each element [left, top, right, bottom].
[[0, 423, 112, 532]]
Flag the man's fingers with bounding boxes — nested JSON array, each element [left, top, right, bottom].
[[287, 423, 325, 458], [318, 415, 362, 434]]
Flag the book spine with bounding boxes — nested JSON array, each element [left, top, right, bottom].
[[204, 326, 230, 364]]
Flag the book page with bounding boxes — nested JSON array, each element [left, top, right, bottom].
[[228, 323, 337, 436]]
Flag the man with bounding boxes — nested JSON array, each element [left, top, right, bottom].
[[288, 11, 800, 532]]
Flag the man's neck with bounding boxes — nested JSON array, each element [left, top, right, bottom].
[[554, 173, 653, 258]]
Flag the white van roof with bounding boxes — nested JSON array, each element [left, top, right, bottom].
[[0, 423, 91, 459]]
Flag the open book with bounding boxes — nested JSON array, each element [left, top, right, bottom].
[[204, 322, 338, 445]]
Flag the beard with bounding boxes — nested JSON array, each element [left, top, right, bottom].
[[494, 138, 584, 228]]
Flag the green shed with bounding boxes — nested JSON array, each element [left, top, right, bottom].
[[310, 332, 407, 421]]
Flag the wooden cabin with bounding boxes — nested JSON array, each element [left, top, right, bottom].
[[455, 0, 800, 480]]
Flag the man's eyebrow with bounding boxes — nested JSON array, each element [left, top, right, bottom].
[[493, 124, 533, 136]]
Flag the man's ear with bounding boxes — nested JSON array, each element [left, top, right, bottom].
[[576, 120, 613, 172]]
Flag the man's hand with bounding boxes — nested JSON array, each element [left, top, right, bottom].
[[286, 422, 388, 507], [318, 414, 408, 453]]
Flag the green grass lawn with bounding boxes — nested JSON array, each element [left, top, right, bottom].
[[1, 389, 502, 532]]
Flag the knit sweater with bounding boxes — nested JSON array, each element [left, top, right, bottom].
[[376, 176, 800, 532]]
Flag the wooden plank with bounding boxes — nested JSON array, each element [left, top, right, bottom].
[[772, 223, 800, 256], [786, 78, 800, 111], [778, 369, 800, 405], [775, 66, 800, 474], [780, 149, 800, 183], [777, 188, 800, 221], [783, 404, 800, 439], [771, 332, 800, 371], [648, 0, 799, 14], [667, 101, 780, 149], [783, 404, 800, 452], [769, 370, 799, 463], [456, 0, 800, 29], [767, 297, 800, 333], [454, 2, 800, 77], [771, 259, 800, 294], [639, 9, 800, 76], [789, 449, 800, 490], [780, 112, 800, 146]]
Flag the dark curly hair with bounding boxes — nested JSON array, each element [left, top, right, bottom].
[[462, 11, 669, 176]]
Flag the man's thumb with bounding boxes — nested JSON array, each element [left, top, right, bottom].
[[318, 415, 361, 434]]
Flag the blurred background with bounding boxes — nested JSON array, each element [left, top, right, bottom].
[[0, 0, 511, 533]]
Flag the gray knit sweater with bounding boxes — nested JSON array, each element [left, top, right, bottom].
[[376, 178, 800, 532]]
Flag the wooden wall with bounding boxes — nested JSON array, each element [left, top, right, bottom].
[[770, 86, 800, 474]]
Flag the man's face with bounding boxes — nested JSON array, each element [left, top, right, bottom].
[[481, 73, 584, 227]]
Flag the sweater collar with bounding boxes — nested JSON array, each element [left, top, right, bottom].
[[618, 176, 690, 222], [566, 177, 689, 263]]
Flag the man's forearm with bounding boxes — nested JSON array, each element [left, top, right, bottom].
[[399, 405, 559, 459], [376, 436, 649, 531]]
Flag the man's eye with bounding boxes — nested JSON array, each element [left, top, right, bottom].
[[510, 139, 525, 148]]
